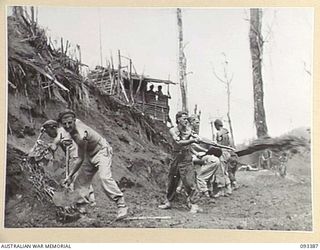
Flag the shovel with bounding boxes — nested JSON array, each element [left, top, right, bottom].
[[52, 139, 80, 207], [52, 188, 82, 207], [65, 144, 70, 179]]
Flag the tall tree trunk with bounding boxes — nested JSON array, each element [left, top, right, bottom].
[[249, 8, 268, 138], [177, 8, 188, 113]]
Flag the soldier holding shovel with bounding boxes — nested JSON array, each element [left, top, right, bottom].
[[58, 109, 128, 221], [40, 120, 96, 208]]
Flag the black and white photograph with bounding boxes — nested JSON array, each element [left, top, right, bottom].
[[4, 6, 313, 231]]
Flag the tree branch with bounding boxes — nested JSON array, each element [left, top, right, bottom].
[[212, 66, 227, 84]]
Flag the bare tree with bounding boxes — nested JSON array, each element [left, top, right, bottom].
[[212, 53, 235, 147], [249, 8, 268, 138], [177, 8, 188, 113]]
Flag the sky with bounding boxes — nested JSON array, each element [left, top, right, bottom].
[[12, 7, 313, 144]]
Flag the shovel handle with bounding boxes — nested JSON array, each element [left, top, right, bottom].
[[65, 146, 70, 179], [36, 130, 45, 142]]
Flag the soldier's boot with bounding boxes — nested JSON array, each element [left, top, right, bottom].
[[158, 199, 172, 209], [189, 204, 203, 213], [116, 206, 128, 221], [77, 204, 87, 214], [225, 184, 233, 196], [213, 188, 224, 198], [203, 191, 216, 203], [232, 181, 239, 190], [203, 191, 210, 198], [89, 192, 96, 207]]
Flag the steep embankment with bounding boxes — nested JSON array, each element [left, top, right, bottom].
[[6, 90, 173, 227], [5, 10, 173, 227]]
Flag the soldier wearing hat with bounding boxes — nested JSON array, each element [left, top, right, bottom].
[[214, 119, 238, 192], [159, 111, 202, 213], [58, 109, 128, 220], [40, 119, 96, 206]]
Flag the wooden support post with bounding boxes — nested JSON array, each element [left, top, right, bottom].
[[61, 38, 64, 55], [129, 59, 134, 104], [30, 6, 34, 24], [65, 40, 69, 55], [35, 7, 38, 24], [77, 45, 82, 64], [142, 83, 146, 113], [118, 50, 121, 96], [110, 55, 115, 94]]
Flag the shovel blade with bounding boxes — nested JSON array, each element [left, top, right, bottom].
[[52, 189, 82, 207]]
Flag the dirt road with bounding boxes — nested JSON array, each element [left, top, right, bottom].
[[5, 150, 312, 230]]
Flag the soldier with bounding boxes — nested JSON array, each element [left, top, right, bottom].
[[278, 152, 288, 177], [188, 115, 231, 198], [259, 149, 273, 170], [146, 84, 156, 103], [59, 109, 128, 220], [214, 119, 235, 194], [192, 146, 224, 199], [40, 120, 96, 207], [158, 111, 202, 213], [214, 119, 231, 146], [156, 85, 165, 101]]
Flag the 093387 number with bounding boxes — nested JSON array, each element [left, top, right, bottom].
[[300, 244, 319, 248]]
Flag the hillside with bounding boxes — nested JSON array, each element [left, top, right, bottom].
[[5, 10, 173, 227], [5, 9, 312, 230]]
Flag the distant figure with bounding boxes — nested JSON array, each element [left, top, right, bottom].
[[214, 119, 230, 146], [259, 149, 273, 169], [278, 152, 288, 177], [214, 119, 237, 191], [156, 85, 165, 101], [146, 84, 156, 103]]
